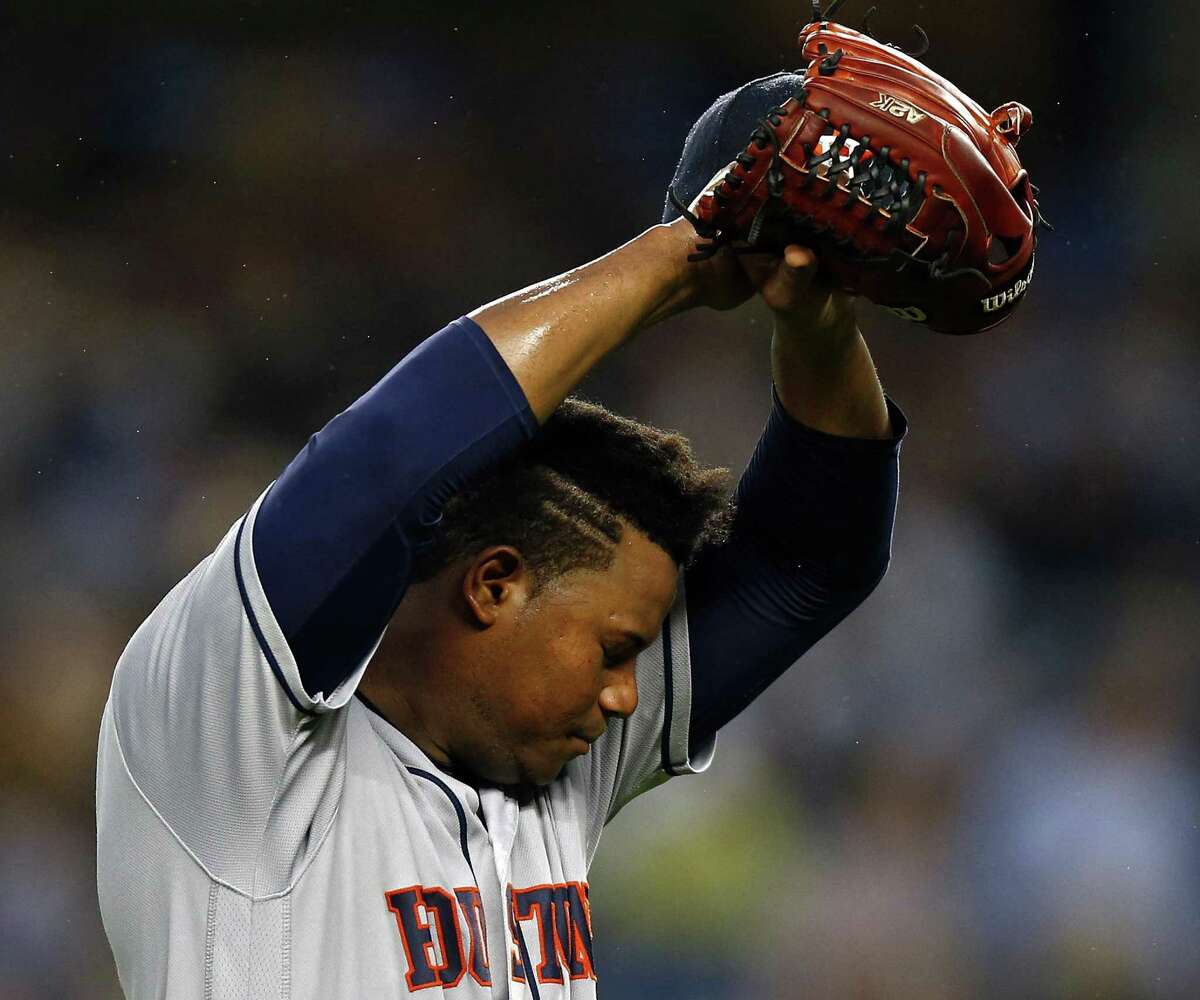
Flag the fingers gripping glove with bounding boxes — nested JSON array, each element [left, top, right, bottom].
[[672, 9, 1047, 334]]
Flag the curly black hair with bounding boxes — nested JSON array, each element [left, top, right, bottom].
[[410, 397, 733, 592]]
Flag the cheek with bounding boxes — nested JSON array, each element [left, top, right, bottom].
[[548, 632, 605, 695], [502, 633, 601, 733]]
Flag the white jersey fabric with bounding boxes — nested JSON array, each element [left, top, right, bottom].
[[97, 488, 715, 999]]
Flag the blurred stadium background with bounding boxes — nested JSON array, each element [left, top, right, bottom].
[[2, 1, 1198, 996]]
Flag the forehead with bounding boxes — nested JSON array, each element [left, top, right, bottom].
[[546, 528, 679, 634]]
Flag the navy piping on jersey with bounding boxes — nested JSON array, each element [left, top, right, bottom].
[[361, 696, 540, 993], [406, 766, 477, 881], [659, 616, 677, 776], [355, 693, 478, 879], [233, 513, 314, 717]]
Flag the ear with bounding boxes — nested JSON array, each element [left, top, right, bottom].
[[461, 546, 531, 627]]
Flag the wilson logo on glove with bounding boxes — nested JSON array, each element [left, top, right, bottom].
[[981, 257, 1035, 314], [869, 94, 926, 125]]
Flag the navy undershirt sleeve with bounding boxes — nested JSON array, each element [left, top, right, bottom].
[[252, 316, 539, 700], [685, 389, 907, 747]]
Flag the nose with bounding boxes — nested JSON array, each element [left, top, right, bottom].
[[598, 664, 639, 720]]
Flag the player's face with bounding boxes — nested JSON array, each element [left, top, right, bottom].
[[460, 528, 679, 787]]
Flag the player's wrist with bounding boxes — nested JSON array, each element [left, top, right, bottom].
[[633, 222, 709, 322], [652, 218, 757, 314], [771, 287, 858, 350]]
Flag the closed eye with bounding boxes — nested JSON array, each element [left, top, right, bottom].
[[602, 648, 632, 668], [602, 629, 652, 668], [602, 642, 642, 668]]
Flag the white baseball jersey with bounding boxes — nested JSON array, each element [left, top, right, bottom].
[[96, 488, 715, 998]]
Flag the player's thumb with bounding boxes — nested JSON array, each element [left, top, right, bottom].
[[756, 243, 819, 311], [781, 244, 818, 280]]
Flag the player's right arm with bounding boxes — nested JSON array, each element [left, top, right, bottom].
[[98, 219, 729, 895], [93, 213, 738, 994], [468, 220, 746, 421], [256, 219, 734, 700]]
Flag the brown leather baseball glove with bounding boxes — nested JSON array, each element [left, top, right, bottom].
[[672, 4, 1047, 334]]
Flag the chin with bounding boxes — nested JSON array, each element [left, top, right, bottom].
[[512, 758, 566, 788], [532, 764, 569, 786], [453, 752, 555, 790], [514, 748, 576, 788], [458, 740, 573, 790]]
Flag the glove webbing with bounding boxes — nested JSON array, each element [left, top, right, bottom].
[[669, 68, 931, 264]]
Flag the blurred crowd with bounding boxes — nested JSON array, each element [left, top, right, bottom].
[[2, 2, 1197, 997]]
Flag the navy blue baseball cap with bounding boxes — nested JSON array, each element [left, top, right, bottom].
[[661, 71, 807, 225]]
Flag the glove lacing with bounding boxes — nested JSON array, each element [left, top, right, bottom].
[[670, 74, 930, 265], [670, 0, 1046, 282]]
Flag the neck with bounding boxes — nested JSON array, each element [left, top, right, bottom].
[[357, 570, 470, 764], [358, 665, 455, 767]]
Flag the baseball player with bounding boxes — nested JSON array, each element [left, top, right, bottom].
[[96, 70, 905, 998]]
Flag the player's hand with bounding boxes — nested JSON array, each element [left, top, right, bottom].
[[664, 164, 856, 336], [663, 165, 757, 313], [737, 244, 858, 344]]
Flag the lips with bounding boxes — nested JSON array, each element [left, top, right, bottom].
[[567, 729, 604, 756], [560, 737, 587, 757]]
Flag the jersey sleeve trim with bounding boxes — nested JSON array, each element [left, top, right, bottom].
[[236, 487, 381, 714], [659, 575, 717, 777]]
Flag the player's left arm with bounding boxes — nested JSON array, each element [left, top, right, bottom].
[[754, 245, 891, 440], [683, 245, 905, 747]]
